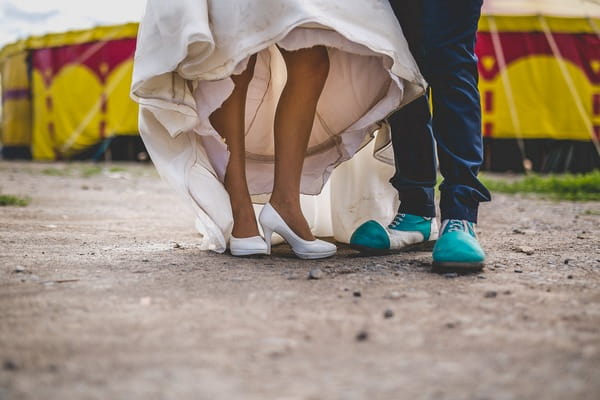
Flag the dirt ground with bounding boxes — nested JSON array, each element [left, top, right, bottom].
[[0, 161, 598, 400]]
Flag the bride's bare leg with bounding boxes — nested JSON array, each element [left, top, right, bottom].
[[270, 46, 330, 241], [209, 55, 258, 238]]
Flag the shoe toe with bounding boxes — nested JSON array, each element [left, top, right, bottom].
[[350, 220, 390, 250], [293, 239, 336, 259], [432, 231, 485, 264], [229, 236, 269, 256]]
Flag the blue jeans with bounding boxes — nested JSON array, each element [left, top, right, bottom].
[[388, 0, 491, 222]]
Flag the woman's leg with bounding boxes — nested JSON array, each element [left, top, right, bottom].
[[209, 55, 258, 238], [270, 46, 330, 241]]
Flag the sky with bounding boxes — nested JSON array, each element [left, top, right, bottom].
[[2, 0, 599, 48], [0, 0, 146, 47]]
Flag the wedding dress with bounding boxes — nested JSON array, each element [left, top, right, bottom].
[[131, 0, 426, 252]]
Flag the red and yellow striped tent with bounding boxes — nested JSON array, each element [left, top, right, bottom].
[[0, 23, 139, 160], [1, 2, 599, 171], [478, 0, 600, 171]]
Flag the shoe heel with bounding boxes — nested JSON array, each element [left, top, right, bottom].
[[261, 225, 273, 254]]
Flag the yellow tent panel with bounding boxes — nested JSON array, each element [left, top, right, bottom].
[[1, 23, 139, 160], [0, 51, 32, 147]]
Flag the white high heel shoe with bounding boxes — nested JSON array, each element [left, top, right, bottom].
[[229, 235, 269, 256], [258, 203, 337, 259]]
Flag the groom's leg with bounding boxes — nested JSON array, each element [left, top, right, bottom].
[[420, 0, 491, 271], [378, 0, 490, 271], [420, 0, 491, 223], [349, 1, 439, 253], [351, 96, 439, 253], [388, 0, 436, 217], [388, 95, 436, 218]]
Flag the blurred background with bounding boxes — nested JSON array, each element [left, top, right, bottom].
[[0, 0, 599, 173]]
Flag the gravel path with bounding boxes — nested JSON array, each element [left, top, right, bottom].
[[1, 161, 599, 400]]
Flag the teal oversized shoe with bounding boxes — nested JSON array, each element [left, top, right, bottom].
[[350, 213, 438, 253], [432, 219, 485, 272]]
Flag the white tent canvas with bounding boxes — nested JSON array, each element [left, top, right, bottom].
[[482, 0, 600, 17]]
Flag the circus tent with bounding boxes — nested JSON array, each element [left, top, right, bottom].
[[478, 0, 600, 172], [0, 1, 599, 172], [0, 23, 143, 161]]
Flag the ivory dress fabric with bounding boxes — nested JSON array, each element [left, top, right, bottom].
[[131, 0, 426, 252]]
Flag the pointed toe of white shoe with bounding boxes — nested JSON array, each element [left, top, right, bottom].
[[259, 203, 337, 259], [292, 239, 337, 259], [229, 235, 269, 256]]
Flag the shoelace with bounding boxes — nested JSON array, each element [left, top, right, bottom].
[[388, 213, 405, 229], [445, 219, 465, 233]]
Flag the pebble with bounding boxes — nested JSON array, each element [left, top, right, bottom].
[[444, 273, 458, 278], [567, 275, 574, 279], [3, 360, 17, 371], [172, 242, 183, 249], [139, 297, 152, 306], [383, 309, 394, 319], [582, 345, 598, 359], [477, 275, 487, 280], [14, 266, 25, 273], [517, 246, 535, 255], [260, 337, 296, 357], [355, 330, 369, 342], [484, 290, 497, 298], [385, 291, 404, 300], [353, 291, 362, 297], [308, 268, 323, 280], [514, 269, 523, 273], [445, 322, 457, 329]]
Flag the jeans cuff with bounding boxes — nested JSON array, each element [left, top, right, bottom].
[[440, 205, 478, 223], [399, 202, 436, 218]]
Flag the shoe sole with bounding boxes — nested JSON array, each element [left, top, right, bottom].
[[230, 250, 269, 257], [349, 240, 436, 255], [432, 261, 484, 274], [294, 250, 337, 260]]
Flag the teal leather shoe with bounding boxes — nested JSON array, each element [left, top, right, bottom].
[[350, 213, 438, 253], [432, 219, 485, 272]]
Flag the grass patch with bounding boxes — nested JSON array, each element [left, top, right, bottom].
[[108, 166, 126, 173], [42, 167, 71, 176], [582, 209, 600, 216], [0, 194, 31, 206], [41, 165, 106, 178], [480, 170, 600, 201], [80, 166, 103, 177]]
